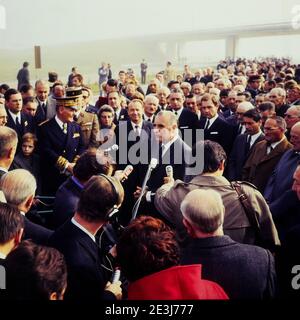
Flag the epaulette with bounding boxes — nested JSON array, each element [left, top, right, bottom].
[[38, 119, 50, 126], [231, 180, 258, 190]]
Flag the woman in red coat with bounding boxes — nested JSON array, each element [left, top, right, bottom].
[[116, 216, 228, 300]]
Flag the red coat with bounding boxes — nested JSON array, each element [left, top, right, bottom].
[[127, 264, 229, 300]]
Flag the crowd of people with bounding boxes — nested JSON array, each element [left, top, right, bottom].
[[0, 57, 300, 300]]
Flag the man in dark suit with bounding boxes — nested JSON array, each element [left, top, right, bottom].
[[199, 93, 235, 155], [243, 116, 293, 193], [134, 111, 191, 219], [38, 92, 85, 195], [180, 189, 277, 299], [107, 91, 129, 125], [227, 109, 264, 181], [168, 89, 199, 147], [114, 99, 153, 225], [0, 169, 53, 246], [48, 175, 123, 300], [53, 149, 112, 228], [265, 122, 300, 204], [17, 62, 30, 91], [4, 88, 35, 149], [143, 95, 159, 123], [34, 80, 51, 125], [0, 126, 18, 179]]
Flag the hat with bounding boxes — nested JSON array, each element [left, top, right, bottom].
[[56, 87, 82, 110]]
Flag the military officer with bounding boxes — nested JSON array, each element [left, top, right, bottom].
[[38, 88, 85, 195]]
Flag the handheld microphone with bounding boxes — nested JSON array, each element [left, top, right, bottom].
[[166, 165, 173, 179], [122, 165, 133, 182], [131, 158, 158, 220], [112, 268, 121, 284], [104, 144, 119, 157]]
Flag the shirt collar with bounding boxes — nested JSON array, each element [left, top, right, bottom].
[[173, 107, 183, 118], [207, 113, 219, 127], [249, 130, 262, 145], [55, 115, 64, 130], [0, 252, 6, 259], [8, 110, 21, 122], [270, 136, 285, 149], [71, 217, 96, 242], [162, 134, 179, 154], [0, 167, 8, 173], [131, 121, 142, 129]]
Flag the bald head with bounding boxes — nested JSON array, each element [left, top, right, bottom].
[[181, 189, 224, 234]]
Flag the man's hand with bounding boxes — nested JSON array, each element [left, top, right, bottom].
[[105, 281, 122, 300], [133, 186, 142, 199], [114, 170, 129, 182], [66, 163, 75, 174], [163, 176, 175, 185]]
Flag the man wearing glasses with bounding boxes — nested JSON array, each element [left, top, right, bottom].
[[284, 105, 300, 141], [242, 116, 292, 193]]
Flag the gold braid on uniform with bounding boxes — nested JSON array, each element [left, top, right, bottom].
[[56, 156, 68, 171], [73, 155, 80, 163]]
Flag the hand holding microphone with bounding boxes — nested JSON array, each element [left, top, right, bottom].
[[114, 165, 133, 183], [163, 165, 175, 185]]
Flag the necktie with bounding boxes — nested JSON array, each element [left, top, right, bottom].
[[238, 124, 242, 134], [135, 125, 140, 139], [15, 116, 22, 132], [267, 143, 273, 155], [245, 135, 251, 153], [42, 103, 47, 113], [204, 119, 210, 130], [63, 123, 68, 134]]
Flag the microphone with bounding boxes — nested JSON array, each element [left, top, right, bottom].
[[111, 268, 121, 284], [104, 144, 119, 152], [104, 144, 119, 157], [121, 165, 133, 182], [132, 158, 158, 220], [166, 165, 173, 179]]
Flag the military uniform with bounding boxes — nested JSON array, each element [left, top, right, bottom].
[[154, 175, 280, 250], [76, 110, 100, 149], [39, 117, 84, 195]]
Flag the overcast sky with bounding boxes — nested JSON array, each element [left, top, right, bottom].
[[0, 0, 298, 49]]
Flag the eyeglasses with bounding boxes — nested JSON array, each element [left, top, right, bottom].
[[284, 114, 299, 119], [264, 127, 279, 131]]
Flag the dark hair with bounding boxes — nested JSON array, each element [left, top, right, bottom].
[[258, 102, 275, 112], [23, 96, 36, 105], [266, 80, 276, 87], [77, 175, 124, 222], [23, 62, 29, 68], [107, 79, 118, 87], [5, 240, 67, 300], [19, 84, 33, 94], [193, 140, 227, 173], [167, 80, 179, 89], [0, 84, 10, 91], [73, 148, 112, 182], [243, 109, 261, 122], [4, 88, 19, 102], [186, 93, 195, 99], [116, 216, 180, 282], [219, 89, 229, 97], [0, 203, 24, 244]]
